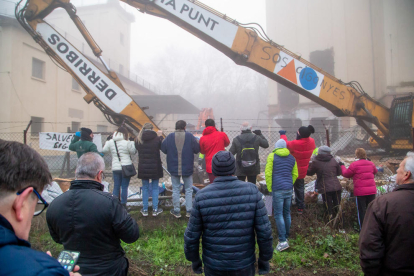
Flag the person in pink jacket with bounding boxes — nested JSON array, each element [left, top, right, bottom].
[[339, 148, 377, 230]]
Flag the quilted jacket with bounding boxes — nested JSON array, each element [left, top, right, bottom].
[[280, 134, 315, 179], [341, 159, 377, 196], [102, 132, 137, 171], [184, 176, 273, 271], [265, 148, 298, 192]]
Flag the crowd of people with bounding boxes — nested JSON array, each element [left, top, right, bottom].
[[0, 119, 413, 275]]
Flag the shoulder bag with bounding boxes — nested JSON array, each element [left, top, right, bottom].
[[114, 141, 137, 178]]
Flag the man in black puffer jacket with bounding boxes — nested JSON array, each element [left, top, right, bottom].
[[47, 152, 140, 276], [184, 151, 273, 275]]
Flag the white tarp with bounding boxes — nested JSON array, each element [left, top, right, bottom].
[[39, 132, 102, 152]]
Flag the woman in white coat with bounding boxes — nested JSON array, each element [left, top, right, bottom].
[[102, 127, 137, 207]]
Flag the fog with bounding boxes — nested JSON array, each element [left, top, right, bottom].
[[128, 0, 269, 130]]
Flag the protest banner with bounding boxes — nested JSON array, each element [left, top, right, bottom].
[[39, 132, 103, 152]]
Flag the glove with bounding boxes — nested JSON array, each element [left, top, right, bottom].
[[191, 259, 202, 274], [75, 131, 81, 137], [106, 134, 113, 141], [129, 137, 134, 141], [279, 130, 286, 135], [339, 162, 345, 166], [253, 129, 262, 135], [258, 259, 270, 275]]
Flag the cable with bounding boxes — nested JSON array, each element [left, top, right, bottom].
[[6, 72, 31, 117]]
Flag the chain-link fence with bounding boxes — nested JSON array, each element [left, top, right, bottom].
[[0, 125, 409, 205]]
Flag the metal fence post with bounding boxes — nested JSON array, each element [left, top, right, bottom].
[[326, 128, 330, 147], [412, 128, 414, 151], [23, 120, 32, 145]]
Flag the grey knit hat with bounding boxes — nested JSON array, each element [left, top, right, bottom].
[[318, 145, 332, 155], [212, 151, 236, 176]]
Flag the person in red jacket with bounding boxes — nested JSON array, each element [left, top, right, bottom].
[[279, 125, 315, 214], [339, 148, 377, 230], [200, 119, 230, 183]]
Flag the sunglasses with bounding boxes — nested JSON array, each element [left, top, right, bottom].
[[16, 186, 49, 216]]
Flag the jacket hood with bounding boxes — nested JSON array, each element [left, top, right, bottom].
[[0, 214, 30, 248], [315, 154, 333, 162], [142, 130, 157, 141], [202, 126, 217, 136], [274, 148, 290, 157], [113, 132, 126, 142]]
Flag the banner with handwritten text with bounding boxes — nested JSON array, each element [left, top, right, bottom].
[[39, 132, 103, 152]]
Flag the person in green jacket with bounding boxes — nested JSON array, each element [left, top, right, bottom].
[[265, 139, 298, 252], [69, 127, 100, 158]]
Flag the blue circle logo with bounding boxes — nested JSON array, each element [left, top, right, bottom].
[[299, 67, 319, 90]]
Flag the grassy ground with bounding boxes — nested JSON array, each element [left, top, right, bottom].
[[29, 202, 363, 276]]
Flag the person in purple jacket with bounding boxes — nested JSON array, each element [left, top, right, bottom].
[[339, 148, 377, 230]]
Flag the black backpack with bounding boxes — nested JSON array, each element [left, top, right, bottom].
[[237, 135, 257, 173]]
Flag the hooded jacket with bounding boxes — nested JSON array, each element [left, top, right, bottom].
[[265, 148, 298, 192], [69, 135, 100, 158], [307, 154, 342, 194], [200, 127, 230, 173], [280, 134, 315, 179], [102, 132, 137, 171], [0, 214, 69, 276], [341, 159, 377, 196], [135, 130, 163, 179], [229, 130, 269, 176], [161, 130, 200, 176], [46, 180, 140, 276], [359, 183, 414, 276], [184, 176, 273, 271]]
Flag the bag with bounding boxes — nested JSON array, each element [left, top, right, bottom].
[[114, 141, 137, 178], [237, 135, 257, 173]]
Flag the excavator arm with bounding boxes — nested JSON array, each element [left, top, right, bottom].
[[17, 0, 391, 147], [16, 0, 160, 134]]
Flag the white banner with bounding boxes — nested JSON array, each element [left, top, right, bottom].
[[39, 132, 103, 152]]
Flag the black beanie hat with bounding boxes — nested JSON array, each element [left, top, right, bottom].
[[212, 151, 236, 176], [80, 127, 93, 141], [298, 125, 315, 138]]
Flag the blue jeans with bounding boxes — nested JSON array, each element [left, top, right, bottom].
[[142, 179, 159, 211], [272, 190, 292, 242], [112, 171, 131, 204], [171, 175, 192, 213]]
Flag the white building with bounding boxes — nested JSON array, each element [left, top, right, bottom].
[[0, 0, 198, 138], [265, 0, 414, 131]]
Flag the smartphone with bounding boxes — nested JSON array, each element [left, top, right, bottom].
[[57, 250, 80, 272]]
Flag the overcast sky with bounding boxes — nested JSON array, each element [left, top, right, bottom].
[[126, 0, 267, 68]]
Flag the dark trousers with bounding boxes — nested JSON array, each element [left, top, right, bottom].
[[204, 263, 255, 276], [321, 190, 343, 227], [356, 194, 376, 229], [294, 178, 305, 209], [208, 173, 216, 184], [237, 175, 257, 184]]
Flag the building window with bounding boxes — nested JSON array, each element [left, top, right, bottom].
[[32, 58, 45, 80], [97, 125, 107, 133], [72, 77, 81, 91], [119, 64, 124, 76], [71, 122, 81, 132], [31, 116, 44, 135], [120, 33, 124, 46]]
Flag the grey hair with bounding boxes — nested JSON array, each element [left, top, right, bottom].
[[406, 151, 414, 157], [404, 156, 414, 180], [75, 152, 105, 179]]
